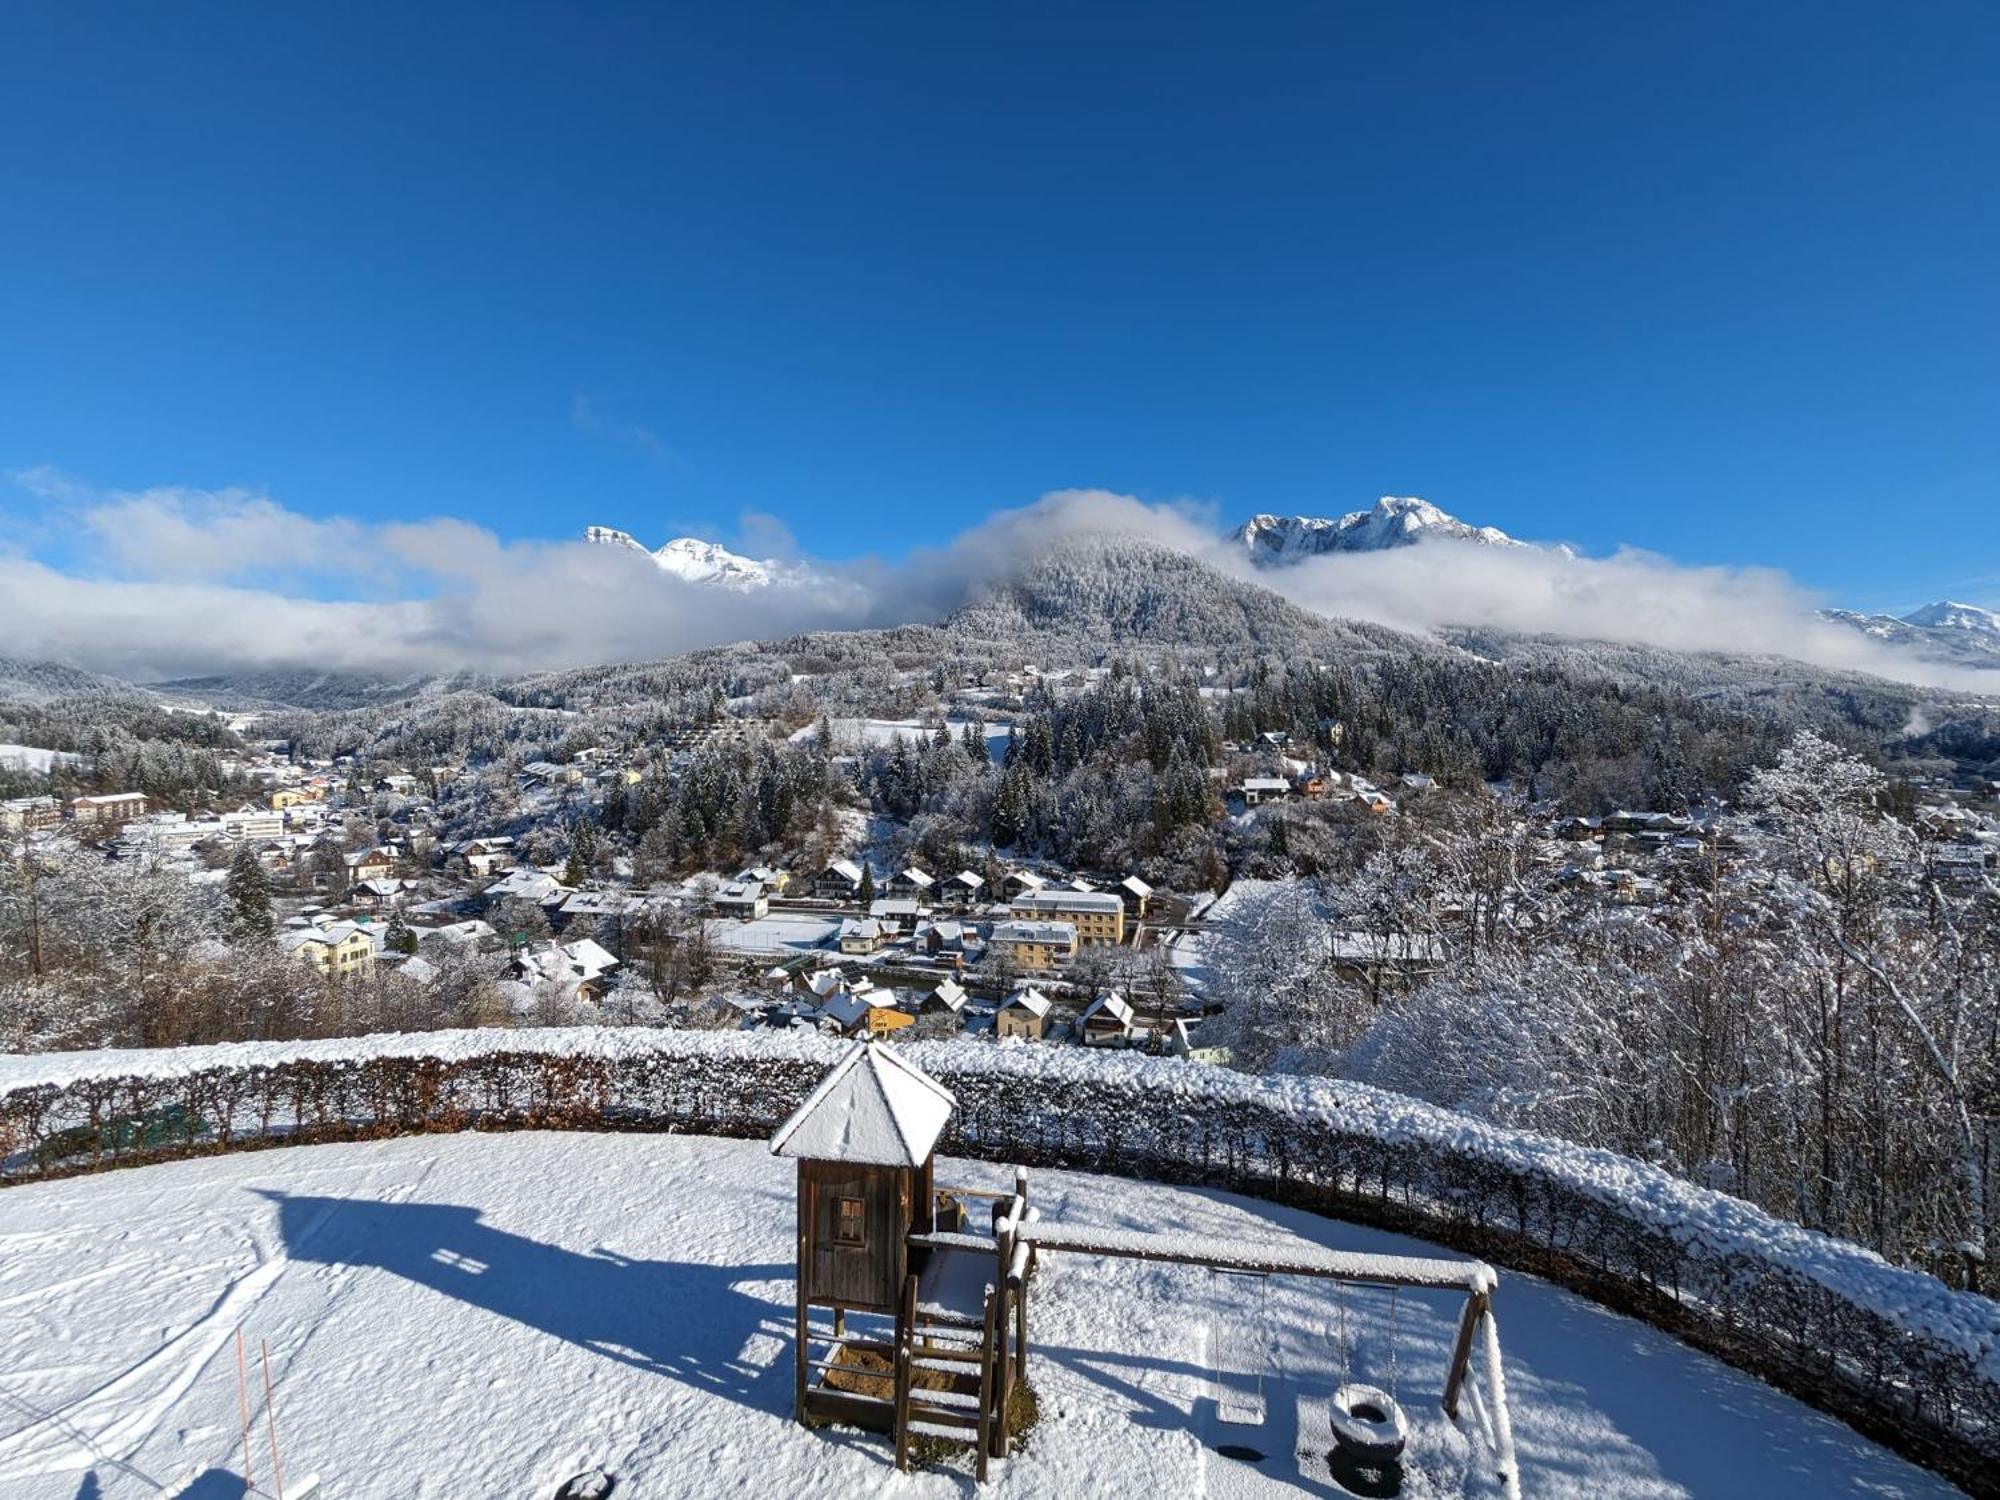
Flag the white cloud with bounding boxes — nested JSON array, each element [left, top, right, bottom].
[[3, 469, 1996, 694]]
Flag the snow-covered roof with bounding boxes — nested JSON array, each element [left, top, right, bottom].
[[822, 858, 863, 884], [1001, 987, 1052, 1018], [1011, 888, 1124, 915], [991, 919, 1075, 945], [769, 1042, 956, 1166], [1119, 875, 1154, 897], [929, 978, 967, 1011], [1081, 991, 1135, 1027]]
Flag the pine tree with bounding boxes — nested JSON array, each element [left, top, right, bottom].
[[224, 843, 273, 941], [857, 864, 875, 905], [385, 910, 417, 955]]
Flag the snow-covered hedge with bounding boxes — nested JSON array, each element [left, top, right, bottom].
[[3, 1028, 1995, 1488]]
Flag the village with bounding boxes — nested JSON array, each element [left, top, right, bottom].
[[8, 701, 1998, 1067]]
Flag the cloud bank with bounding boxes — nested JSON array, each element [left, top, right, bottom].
[[2, 471, 1995, 696]]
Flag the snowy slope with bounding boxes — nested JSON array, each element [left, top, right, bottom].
[[0, 1132, 1954, 1499], [1231, 498, 1525, 565], [0, 743, 79, 773], [582, 526, 809, 590]]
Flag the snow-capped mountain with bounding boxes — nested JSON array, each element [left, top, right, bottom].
[[1901, 600, 2000, 636], [584, 526, 801, 590], [1823, 600, 2000, 668], [1231, 497, 1523, 564]]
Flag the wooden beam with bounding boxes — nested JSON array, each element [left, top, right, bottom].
[[1019, 1221, 1493, 1293], [1443, 1290, 1488, 1419]]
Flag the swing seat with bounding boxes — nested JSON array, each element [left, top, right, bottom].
[[1329, 1382, 1408, 1462]]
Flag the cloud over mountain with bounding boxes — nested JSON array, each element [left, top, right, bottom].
[[3, 469, 1997, 694]]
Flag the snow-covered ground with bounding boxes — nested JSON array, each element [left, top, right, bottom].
[[0, 1133, 1953, 1500], [703, 913, 841, 956], [0, 743, 79, 773], [789, 716, 1016, 760]]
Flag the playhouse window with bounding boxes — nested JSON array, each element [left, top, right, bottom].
[[835, 1196, 866, 1246]]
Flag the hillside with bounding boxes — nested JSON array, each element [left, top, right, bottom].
[[943, 534, 1437, 661], [0, 656, 149, 707]]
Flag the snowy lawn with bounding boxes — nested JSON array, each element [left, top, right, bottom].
[[0, 1133, 1956, 1499]]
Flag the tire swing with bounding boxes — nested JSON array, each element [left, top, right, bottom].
[[1328, 1285, 1409, 1496]]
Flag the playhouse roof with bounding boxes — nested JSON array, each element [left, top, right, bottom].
[[769, 1042, 956, 1167]]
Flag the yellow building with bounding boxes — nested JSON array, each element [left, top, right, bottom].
[[281, 924, 376, 980], [988, 919, 1077, 972], [268, 787, 321, 811], [995, 987, 1052, 1040], [1007, 889, 1125, 945]]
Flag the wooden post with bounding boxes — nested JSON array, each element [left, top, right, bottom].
[[1442, 1290, 1488, 1419], [1015, 1262, 1029, 1386], [794, 1164, 810, 1425], [976, 1287, 997, 1483], [894, 1272, 917, 1472]]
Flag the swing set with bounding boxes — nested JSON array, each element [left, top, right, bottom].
[[773, 1044, 1522, 1495]]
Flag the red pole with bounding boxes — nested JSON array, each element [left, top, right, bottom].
[[235, 1329, 255, 1488], [260, 1340, 286, 1500]]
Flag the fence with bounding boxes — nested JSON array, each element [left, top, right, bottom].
[[2, 1027, 1994, 1494]]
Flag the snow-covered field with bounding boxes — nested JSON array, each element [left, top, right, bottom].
[[0, 1133, 1954, 1499], [703, 913, 841, 956], [0, 743, 78, 773], [789, 716, 1016, 760]]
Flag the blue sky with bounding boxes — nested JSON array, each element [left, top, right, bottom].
[[1, 1, 1996, 613]]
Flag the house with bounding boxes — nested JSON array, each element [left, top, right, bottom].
[[484, 867, 570, 908], [519, 760, 585, 787], [1399, 772, 1436, 795], [515, 937, 620, 1002], [280, 922, 376, 980], [921, 978, 968, 1015], [795, 965, 875, 1002], [1930, 843, 1993, 888], [812, 859, 868, 901], [736, 864, 792, 896], [838, 917, 886, 955], [1241, 776, 1291, 807], [349, 877, 417, 910], [913, 918, 969, 957], [987, 919, 1076, 972], [452, 837, 517, 877], [885, 867, 935, 899], [345, 846, 398, 883], [941, 870, 986, 908], [223, 807, 286, 840], [715, 881, 770, 919], [868, 897, 924, 933], [1008, 888, 1125, 945], [1167, 1016, 1233, 1066], [1002, 870, 1047, 898], [995, 987, 1052, 1041], [267, 787, 320, 811], [1326, 930, 1447, 987], [67, 792, 150, 827], [1117, 875, 1153, 917], [815, 991, 916, 1038], [0, 796, 62, 834], [1078, 990, 1137, 1046]]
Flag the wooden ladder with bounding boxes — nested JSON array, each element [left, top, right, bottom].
[[894, 1274, 1004, 1482]]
